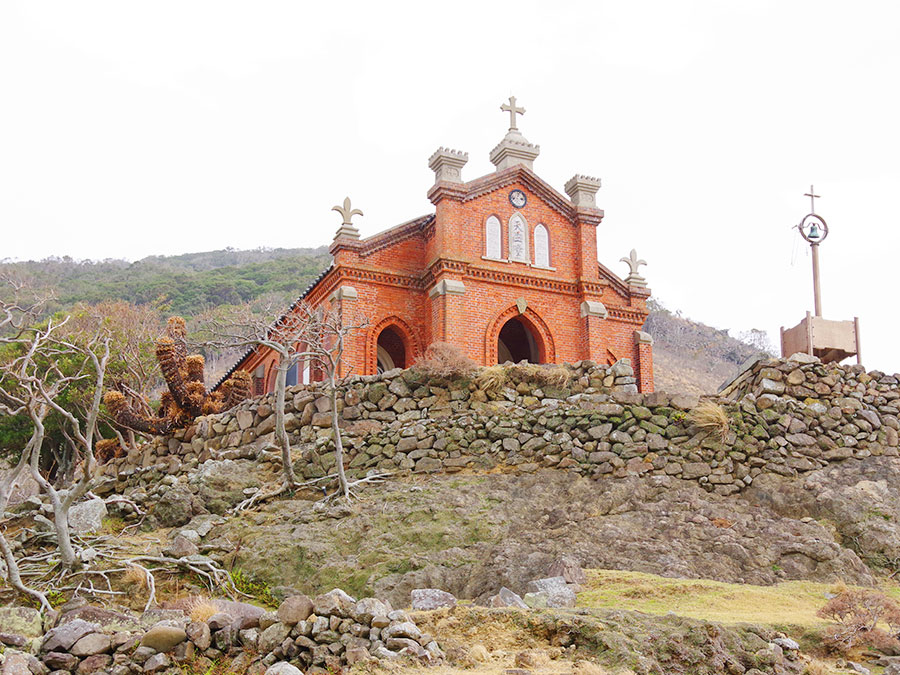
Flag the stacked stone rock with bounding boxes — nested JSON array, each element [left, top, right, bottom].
[[0, 591, 439, 675], [95, 360, 640, 489], [95, 355, 900, 504]]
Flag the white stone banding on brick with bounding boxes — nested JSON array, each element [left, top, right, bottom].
[[581, 300, 608, 319], [634, 330, 654, 345], [428, 279, 466, 298]]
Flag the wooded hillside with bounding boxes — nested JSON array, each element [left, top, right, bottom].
[[0, 248, 771, 394]]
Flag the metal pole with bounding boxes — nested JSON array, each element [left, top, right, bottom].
[[811, 242, 822, 317]]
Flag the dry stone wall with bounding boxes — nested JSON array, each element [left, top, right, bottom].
[[99, 355, 900, 498], [0, 589, 440, 675]]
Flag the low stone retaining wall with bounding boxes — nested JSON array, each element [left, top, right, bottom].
[[100, 355, 900, 498], [0, 589, 440, 675]]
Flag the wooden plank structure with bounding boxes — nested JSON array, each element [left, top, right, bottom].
[[781, 311, 862, 364]]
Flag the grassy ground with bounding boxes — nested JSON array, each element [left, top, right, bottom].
[[579, 570, 837, 628], [580, 569, 900, 630]]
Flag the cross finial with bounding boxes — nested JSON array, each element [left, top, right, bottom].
[[501, 95, 526, 131], [332, 197, 363, 226], [804, 185, 820, 214], [620, 249, 648, 287]]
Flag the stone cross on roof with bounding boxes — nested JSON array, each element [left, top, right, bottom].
[[501, 96, 525, 131]]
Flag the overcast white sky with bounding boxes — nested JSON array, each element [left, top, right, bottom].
[[1, 1, 898, 373]]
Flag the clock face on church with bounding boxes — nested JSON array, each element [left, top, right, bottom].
[[509, 189, 527, 208]]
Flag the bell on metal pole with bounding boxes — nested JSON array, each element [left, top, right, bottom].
[[808, 223, 821, 240]]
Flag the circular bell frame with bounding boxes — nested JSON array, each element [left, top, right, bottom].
[[799, 213, 829, 244]]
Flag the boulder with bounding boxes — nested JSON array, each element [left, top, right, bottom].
[[0, 633, 27, 648], [525, 577, 576, 608], [276, 595, 313, 625], [313, 589, 356, 617], [140, 609, 187, 628], [185, 622, 211, 651], [0, 650, 31, 675], [352, 597, 391, 625], [488, 587, 528, 609], [60, 605, 141, 633], [381, 621, 422, 641], [346, 645, 371, 665], [265, 663, 304, 675], [42, 619, 98, 652], [142, 653, 171, 673], [163, 534, 199, 558], [70, 632, 112, 656], [141, 623, 187, 652], [386, 637, 426, 657], [258, 622, 291, 654], [69, 498, 108, 534], [42, 652, 79, 671], [547, 556, 586, 585], [153, 485, 198, 527], [76, 653, 112, 674], [207, 613, 234, 631], [410, 588, 456, 611], [0, 607, 43, 638], [194, 459, 260, 514], [213, 599, 264, 628]]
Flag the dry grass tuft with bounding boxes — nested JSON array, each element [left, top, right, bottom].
[[830, 580, 849, 596], [187, 595, 219, 623], [803, 659, 839, 675], [686, 399, 731, 442], [414, 342, 478, 380], [475, 363, 571, 397], [574, 662, 613, 675], [475, 366, 508, 397], [121, 564, 148, 590]]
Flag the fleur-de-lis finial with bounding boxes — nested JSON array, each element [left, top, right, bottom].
[[620, 249, 648, 287], [332, 197, 363, 226]]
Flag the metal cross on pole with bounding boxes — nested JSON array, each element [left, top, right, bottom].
[[796, 185, 829, 317], [804, 184, 820, 214], [501, 96, 525, 131]]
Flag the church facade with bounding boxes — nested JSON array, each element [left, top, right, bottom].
[[228, 99, 654, 393]]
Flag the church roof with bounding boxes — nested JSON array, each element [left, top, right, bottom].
[[212, 214, 434, 390], [212, 262, 333, 390]]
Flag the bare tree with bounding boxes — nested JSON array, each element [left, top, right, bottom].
[[0, 290, 111, 572], [204, 300, 367, 506], [31, 328, 110, 571], [203, 304, 307, 492], [290, 303, 367, 501], [0, 280, 52, 608]]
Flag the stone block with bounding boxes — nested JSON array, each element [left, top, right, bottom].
[[410, 589, 457, 611]]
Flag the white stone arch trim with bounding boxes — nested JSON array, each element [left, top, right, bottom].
[[508, 211, 530, 263], [484, 214, 503, 261], [533, 223, 550, 269]]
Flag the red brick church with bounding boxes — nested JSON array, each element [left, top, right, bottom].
[[229, 98, 654, 392]]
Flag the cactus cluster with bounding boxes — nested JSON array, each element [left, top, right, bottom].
[[104, 317, 251, 436]]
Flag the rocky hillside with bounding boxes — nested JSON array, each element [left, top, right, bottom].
[[5, 354, 900, 674], [645, 299, 774, 396]]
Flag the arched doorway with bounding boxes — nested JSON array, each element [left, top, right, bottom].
[[376, 325, 407, 373], [497, 317, 541, 364]]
